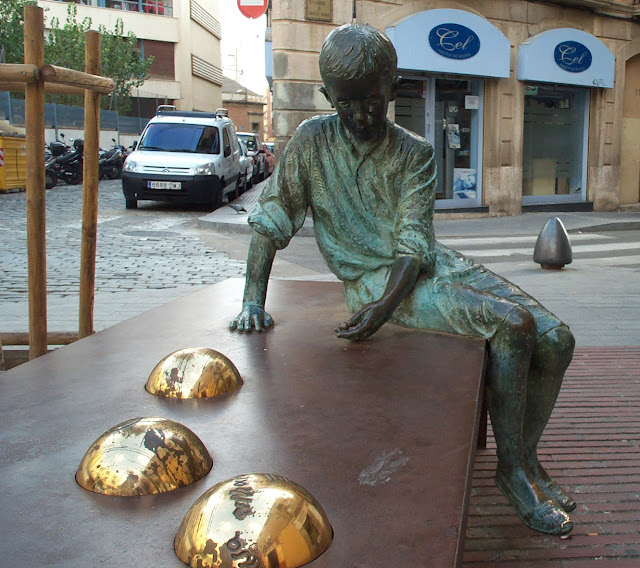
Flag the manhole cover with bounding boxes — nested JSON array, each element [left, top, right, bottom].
[[123, 230, 179, 238]]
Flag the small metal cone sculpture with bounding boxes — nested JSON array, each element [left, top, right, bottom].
[[533, 217, 573, 269]]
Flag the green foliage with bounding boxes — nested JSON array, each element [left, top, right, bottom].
[[1, 2, 154, 113], [44, 4, 90, 70], [0, 0, 37, 64], [98, 19, 154, 113], [44, 4, 154, 113]]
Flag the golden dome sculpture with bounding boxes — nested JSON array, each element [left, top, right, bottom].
[[174, 473, 333, 568], [145, 347, 243, 399], [76, 417, 213, 496]]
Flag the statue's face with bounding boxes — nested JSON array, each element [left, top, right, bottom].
[[322, 73, 396, 143]]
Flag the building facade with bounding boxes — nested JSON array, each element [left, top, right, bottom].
[[267, 0, 640, 214], [222, 77, 266, 139], [39, 0, 224, 114]]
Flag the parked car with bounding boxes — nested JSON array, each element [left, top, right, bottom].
[[237, 138, 252, 194], [264, 142, 275, 177], [122, 106, 243, 210], [237, 131, 266, 184]]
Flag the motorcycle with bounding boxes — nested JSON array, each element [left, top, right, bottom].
[[46, 137, 84, 187], [45, 136, 70, 189], [99, 139, 125, 180], [45, 155, 59, 189]]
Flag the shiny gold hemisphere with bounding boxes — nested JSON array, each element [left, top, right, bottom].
[[175, 473, 333, 568], [76, 417, 213, 496], [146, 347, 243, 399]]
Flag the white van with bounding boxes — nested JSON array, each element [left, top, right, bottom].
[[122, 106, 243, 210]]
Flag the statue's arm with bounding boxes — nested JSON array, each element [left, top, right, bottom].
[[336, 254, 421, 341], [230, 231, 277, 333]]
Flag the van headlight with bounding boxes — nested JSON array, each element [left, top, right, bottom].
[[123, 159, 139, 173], [195, 162, 215, 176]]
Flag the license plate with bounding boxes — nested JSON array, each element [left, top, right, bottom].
[[147, 181, 181, 190]]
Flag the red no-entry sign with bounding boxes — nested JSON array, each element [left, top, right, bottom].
[[237, 0, 268, 19]]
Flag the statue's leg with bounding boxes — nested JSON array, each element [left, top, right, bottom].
[[523, 324, 576, 511], [389, 272, 573, 534], [485, 306, 572, 535]]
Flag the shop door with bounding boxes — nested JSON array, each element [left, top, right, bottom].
[[395, 77, 483, 208], [522, 85, 588, 204]]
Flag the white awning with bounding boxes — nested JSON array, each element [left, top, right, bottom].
[[385, 9, 510, 79], [518, 28, 614, 88]]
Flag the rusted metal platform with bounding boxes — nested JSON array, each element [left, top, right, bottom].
[[463, 346, 640, 567], [0, 279, 486, 567]]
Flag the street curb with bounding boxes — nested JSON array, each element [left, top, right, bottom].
[[568, 222, 640, 233], [197, 209, 315, 236], [197, 183, 640, 238], [199, 210, 640, 238]]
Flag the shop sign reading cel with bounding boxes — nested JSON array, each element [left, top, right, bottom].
[[554, 41, 592, 73], [428, 23, 480, 60]]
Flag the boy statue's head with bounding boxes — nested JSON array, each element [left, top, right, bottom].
[[319, 24, 400, 144]]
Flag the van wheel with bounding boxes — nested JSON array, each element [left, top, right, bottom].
[[229, 178, 241, 201], [208, 184, 223, 211], [125, 199, 137, 209]]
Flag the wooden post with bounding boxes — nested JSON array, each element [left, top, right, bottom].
[[79, 31, 101, 339], [0, 81, 90, 97], [1, 332, 79, 346], [0, 63, 39, 83], [39, 64, 114, 94], [23, 6, 47, 358]]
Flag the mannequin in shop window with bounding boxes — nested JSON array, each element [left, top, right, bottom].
[[230, 23, 576, 536]]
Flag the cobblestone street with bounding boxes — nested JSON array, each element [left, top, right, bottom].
[[0, 179, 246, 332]]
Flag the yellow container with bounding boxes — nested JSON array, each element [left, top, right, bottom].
[[0, 133, 27, 191]]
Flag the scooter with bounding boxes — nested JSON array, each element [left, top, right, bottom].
[[48, 138, 84, 185], [45, 156, 59, 189], [99, 139, 125, 180], [45, 135, 71, 189]]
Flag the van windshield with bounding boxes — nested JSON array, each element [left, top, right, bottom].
[[139, 124, 220, 154]]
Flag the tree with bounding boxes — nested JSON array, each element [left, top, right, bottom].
[[45, 4, 154, 113], [0, 2, 154, 113], [99, 18, 154, 113], [0, 0, 37, 64]]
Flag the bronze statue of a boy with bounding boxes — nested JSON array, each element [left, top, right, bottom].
[[231, 23, 576, 536]]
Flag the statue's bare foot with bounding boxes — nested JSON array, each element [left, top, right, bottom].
[[528, 460, 577, 512], [495, 465, 573, 536]]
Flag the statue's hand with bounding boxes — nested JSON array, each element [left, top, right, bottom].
[[230, 304, 274, 333], [335, 301, 391, 341]]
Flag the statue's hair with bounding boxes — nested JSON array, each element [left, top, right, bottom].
[[319, 23, 397, 82]]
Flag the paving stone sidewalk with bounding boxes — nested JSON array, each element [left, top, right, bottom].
[[0, 179, 246, 333]]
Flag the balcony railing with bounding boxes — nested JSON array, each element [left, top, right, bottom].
[[54, 0, 173, 17]]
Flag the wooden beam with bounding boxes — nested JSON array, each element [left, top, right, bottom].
[[0, 63, 38, 83], [0, 81, 87, 96], [24, 5, 47, 359], [79, 31, 101, 339], [39, 64, 114, 94], [0, 332, 79, 346]]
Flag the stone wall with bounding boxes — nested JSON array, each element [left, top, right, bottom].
[[270, 0, 640, 213]]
